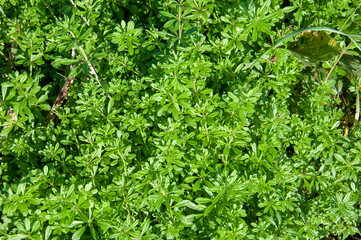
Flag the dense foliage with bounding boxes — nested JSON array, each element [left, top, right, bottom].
[[1, 0, 361, 239]]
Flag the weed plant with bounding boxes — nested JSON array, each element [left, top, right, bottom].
[[1, 0, 361, 239]]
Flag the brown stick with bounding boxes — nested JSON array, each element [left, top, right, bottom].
[[46, 48, 76, 125]]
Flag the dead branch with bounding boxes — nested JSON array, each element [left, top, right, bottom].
[[46, 48, 76, 125]]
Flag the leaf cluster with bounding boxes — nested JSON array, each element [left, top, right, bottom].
[[1, 0, 361, 239]]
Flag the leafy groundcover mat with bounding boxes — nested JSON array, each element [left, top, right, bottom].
[[1, 0, 361, 239]]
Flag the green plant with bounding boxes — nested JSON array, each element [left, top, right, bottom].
[[1, 0, 361, 239]]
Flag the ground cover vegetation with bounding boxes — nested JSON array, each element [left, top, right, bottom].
[[1, 0, 361, 239]]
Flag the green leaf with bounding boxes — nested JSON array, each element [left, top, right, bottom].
[[0, 125, 14, 137], [72, 226, 87, 240], [128, 21, 135, 31], [94, 52, 107, 58], [195, 197, 212, 204], [18, 202, 28, 216], [142, 234, 158, 240], [28, 86, 41, 96], [79, 28, 93, 40], [193, 179, 201, 192], [160, 11, 177, 19], [107, 97, 114, 114], [204, 203, 215, 215], [85, 182, 92, 191], [2, 84, 7, 101], [38, 104, 51, 111], [334, 153, 345, 163], [8, 234, 28, 240], [141, 218, 150, 236], [69, 65, 82, 78], [90, 224, 99, 239], [45, 226, 52, 240], [53, 58, 79, 66], [184, 176, 198, 183]]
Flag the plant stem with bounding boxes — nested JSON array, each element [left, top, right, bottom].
[[323, 42, 352, 83]]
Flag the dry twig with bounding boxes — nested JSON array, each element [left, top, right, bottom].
[[46, 48, 76, 124]]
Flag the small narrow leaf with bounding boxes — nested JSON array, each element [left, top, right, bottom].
[[141, 218, 150, 236], [72, 226, 87, 240], [108, 98, 114, 114]]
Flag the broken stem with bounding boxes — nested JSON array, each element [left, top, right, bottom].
[[46, 48, 76, 124]]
